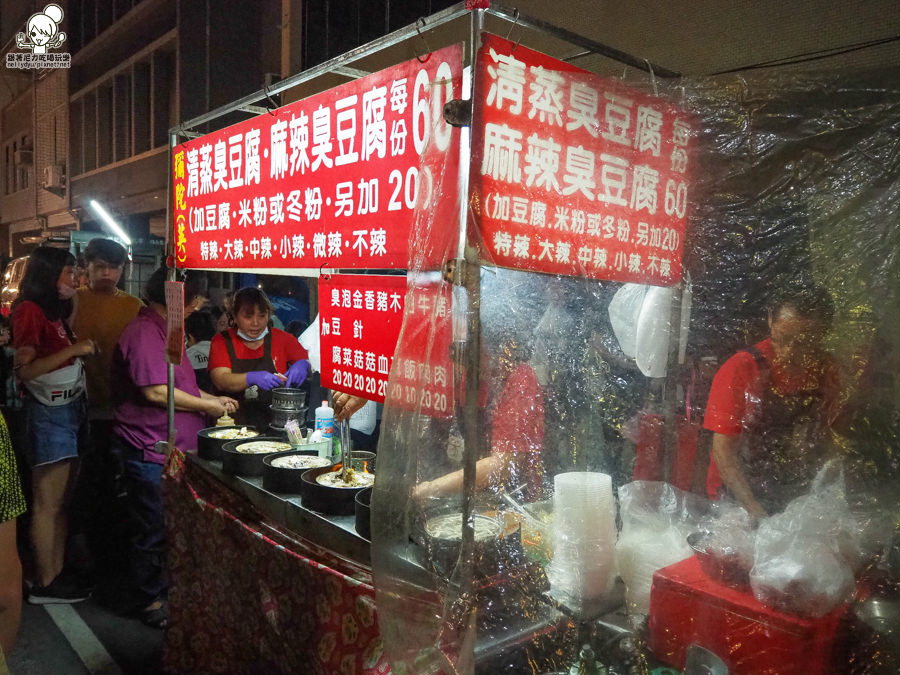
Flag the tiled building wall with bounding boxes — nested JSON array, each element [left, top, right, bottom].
[[35, 69, 71, 221]]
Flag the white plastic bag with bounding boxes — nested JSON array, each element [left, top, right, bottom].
[[615, 481, 705, 617], [749, 461, 860, 617]]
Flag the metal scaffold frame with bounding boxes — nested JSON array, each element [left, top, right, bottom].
[[163, 7, 681, 670]]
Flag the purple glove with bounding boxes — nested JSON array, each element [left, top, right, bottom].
[[246, 370, 283, 391], [286, 360, 311, 387]]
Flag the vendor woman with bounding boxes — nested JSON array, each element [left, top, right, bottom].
[[208, 286, 311, 428]]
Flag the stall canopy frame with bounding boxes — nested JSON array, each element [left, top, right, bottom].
[[168, 2, 678, 144], [161, 5, 683, 656]]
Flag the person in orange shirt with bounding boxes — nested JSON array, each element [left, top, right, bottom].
[[704, 283, 840, 517], [70, 238, 142, 591]]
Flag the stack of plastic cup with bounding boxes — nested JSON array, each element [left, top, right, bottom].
[[548, 472, 617, 613]]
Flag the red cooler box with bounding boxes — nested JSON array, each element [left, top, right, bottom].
[[648, 556, 846, 675]]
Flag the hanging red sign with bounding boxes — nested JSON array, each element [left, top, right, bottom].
[[319, 274, 407, 403], [172, 44, 463, 271], [471, 34, 692, 285], [384, 276, 454, 419]]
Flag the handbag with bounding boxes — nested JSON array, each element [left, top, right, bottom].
[[22, 359, 86, 406]]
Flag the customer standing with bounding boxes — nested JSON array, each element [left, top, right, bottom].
[[70, 238, 142, 586], [208, 286, 311, 429], [111, 266, 237, 628], [184, 310, 215, 393], [12, 246, 95, 603]]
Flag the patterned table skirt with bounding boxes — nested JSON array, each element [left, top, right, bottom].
[[161, 449, 391, 675]]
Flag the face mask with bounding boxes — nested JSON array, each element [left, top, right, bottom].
[[237, 326, 268, 342], [58, 284, 76, 300]]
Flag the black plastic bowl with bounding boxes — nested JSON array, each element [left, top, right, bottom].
[[221, 437, 292, 476], [197, 425, 259, 461], [355, 487, 373, 539], [262, 451, 332, 493]]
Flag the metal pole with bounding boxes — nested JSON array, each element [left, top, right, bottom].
[[173, 3, 473, 134], [486, 3, 680, 78], [166, 131, 178, 453], [452, 8, 484, 673], [170, 1, 679, 137], [661, 284, 683, 483]]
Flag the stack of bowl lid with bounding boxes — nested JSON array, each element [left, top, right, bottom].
[[269, 387, 307, 436]]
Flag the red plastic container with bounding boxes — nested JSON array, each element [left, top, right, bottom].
[[648, 556, 847, 675]]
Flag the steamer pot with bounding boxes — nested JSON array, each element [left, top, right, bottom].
[[355, 487, 373, 540], [263, 451, 332, 493], [271, 387, 307, 410], [300, 464, 375, 516], [221, 437, 292, 476], [197, 426, 259, 461]]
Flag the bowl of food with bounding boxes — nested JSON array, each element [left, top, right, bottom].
[[262, 451, 333, 493], [197, 425, 259, 461], [419, 511, 506, 577], [221, 437, 292, 476], [300, 464, 376, 515], [687, 531, 752, 590]]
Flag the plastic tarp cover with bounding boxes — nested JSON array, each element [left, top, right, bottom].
[[370, 57, 900, 675]]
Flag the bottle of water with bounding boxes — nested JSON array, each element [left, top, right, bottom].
[[314, 400, 334, 439]]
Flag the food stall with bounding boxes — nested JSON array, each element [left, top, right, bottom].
[[165, 2, 900, 674]]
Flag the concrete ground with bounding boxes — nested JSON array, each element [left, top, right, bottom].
[[7, 596, 163, 675]]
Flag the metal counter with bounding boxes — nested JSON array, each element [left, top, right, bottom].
[[187, 453, 371, 567]]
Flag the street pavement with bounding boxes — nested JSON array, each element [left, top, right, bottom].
[[7, 595, 162, 674]]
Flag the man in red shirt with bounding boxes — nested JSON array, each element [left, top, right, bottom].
[[704, 284, 840, 517]]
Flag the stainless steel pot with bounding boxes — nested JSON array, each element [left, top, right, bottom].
[[271, 387, 307, 410], [268, 404, 307, 428]]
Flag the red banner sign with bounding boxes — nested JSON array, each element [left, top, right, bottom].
[[172, 44, 463, 271], [385, 277, 454, 419], [472, 34, 692, 285], [319, 274, 407, 403]]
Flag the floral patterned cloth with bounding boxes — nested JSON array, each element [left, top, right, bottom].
[[162, 449, 391, 675]]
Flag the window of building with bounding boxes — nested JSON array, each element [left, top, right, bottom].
[[303, 0, 457, 69], [69, 41, 175, 176], [2, 134, 32, 195]]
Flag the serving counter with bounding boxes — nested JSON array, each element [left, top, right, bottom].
[[159, 448, 586, 674], [160, 448, 389, 674]]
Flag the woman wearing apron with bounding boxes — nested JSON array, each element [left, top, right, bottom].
[[208, 287, 311, 430]]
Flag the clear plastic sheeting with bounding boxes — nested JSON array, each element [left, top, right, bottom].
[[371, 53, 900, 675]]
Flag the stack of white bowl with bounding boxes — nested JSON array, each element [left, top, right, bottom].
[[616, 523, 693, 617], [548, 472, 617, 613]]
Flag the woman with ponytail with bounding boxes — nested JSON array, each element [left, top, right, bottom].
[[12, 246, 95, 604]]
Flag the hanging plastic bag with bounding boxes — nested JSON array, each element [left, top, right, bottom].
[[749, 461, 861, 617], [608, 284, 648, 358]]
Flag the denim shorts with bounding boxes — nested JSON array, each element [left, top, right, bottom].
[[25, 395, 87, 468]]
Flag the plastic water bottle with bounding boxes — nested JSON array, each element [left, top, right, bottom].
[[314, 400, 334, 439]]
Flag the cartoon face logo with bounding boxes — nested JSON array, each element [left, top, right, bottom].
[[16, 4, 66, 55]]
